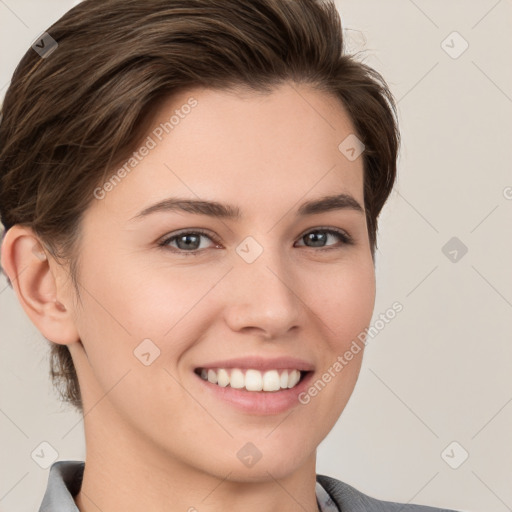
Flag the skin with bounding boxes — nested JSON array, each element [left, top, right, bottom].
[[1, 82, 376, 512]]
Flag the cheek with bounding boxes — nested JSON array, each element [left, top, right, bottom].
[[81, 251, 213, 335], [75, 259, 225, 386], [120, 264, 228, 343], [311, 259, 376, 345]]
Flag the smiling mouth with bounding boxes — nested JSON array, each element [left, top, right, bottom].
[[194, 367, 311, 392]]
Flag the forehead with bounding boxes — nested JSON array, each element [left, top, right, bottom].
[[91, 83, 364, 224]]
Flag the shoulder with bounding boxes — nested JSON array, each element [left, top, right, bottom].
[[316, 473, 466, 512]]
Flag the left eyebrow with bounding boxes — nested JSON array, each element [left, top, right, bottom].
[[128, 193, 364, 223]]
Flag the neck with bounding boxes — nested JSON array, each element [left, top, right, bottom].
[[73, 401, 320, 512]]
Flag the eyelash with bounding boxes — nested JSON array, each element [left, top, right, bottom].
[[158, 227, 354, 256]]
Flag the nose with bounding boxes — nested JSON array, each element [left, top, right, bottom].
[[222, 245, 303, 339]]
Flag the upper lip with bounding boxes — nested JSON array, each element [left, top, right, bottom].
[[195, 356, 315, 372]]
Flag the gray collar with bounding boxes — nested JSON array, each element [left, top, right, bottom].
[[38, 460, 459, 512]]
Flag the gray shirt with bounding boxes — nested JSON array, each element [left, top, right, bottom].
[[38, 460, 464, 512]]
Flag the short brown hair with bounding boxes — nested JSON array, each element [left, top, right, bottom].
[[0, 0, 400, 413]]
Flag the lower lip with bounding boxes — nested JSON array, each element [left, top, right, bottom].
[[193, 370, 315, 415]]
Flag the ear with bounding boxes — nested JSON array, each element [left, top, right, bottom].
[[1, 225, 80, 346]]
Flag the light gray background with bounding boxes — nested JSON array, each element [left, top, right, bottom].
[[1, 1, 511, 511]]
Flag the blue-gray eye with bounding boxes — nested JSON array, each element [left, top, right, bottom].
[[159, 227, 353, 255]]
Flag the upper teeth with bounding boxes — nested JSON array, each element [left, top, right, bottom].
[[199, 368, 303, 392]]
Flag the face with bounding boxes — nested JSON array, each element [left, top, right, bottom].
[[56, 83, 376, 480]]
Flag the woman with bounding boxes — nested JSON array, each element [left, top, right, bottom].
[[0, 0, 465, 511]]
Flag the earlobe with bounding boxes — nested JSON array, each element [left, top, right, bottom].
[[0, 225, 80, 347]]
